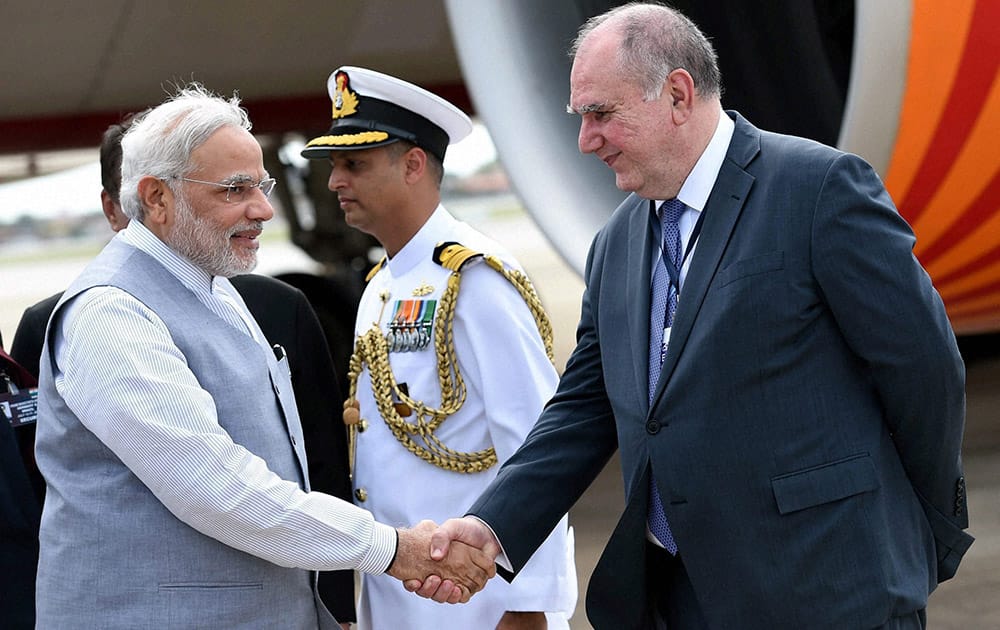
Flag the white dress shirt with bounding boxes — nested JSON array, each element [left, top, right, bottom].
[[650, 109, 736, 292], [51, 220, 397, 574]]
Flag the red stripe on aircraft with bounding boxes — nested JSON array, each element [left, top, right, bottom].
[[898, 0, 1000, 225], [917, 167, 1000, 268]]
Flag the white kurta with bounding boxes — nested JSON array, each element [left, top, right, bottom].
[[353, 207, 577, 629]]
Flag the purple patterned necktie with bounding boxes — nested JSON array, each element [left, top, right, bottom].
[[647, 198, 685, 554]]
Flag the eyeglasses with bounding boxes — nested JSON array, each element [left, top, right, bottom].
[[172, 176, 277, 203]]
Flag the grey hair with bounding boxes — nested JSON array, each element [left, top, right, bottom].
[[119, 83, 252, 221], [569, 2, 722, 102]]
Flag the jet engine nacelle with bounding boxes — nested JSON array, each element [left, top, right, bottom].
[[445, 0, 1000, 335]]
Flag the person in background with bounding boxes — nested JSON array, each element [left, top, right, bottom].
[[300, 66, 577, 629], [424, 3, 970, 629], [33, 83, 492, 629], [11, 115, 361, 626], [10, 119, 135, 378], [0, 338, 40, 630]]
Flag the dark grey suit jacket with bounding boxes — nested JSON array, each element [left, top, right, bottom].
[[469, 113, 971, 629]]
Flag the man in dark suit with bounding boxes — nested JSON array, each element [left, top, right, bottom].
[[0, 342, 41, 630], [9, 119, 358, 626], [421, 3, 971, 628]]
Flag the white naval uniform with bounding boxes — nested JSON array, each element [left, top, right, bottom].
[[353, 206, 577, 629]]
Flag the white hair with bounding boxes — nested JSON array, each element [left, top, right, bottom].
[[119, 83, 251, 221]]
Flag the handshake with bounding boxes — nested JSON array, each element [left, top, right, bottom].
[[387, 517, 500, 604]]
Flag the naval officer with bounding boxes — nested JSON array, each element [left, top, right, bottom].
[[302, 66, 577, 630]]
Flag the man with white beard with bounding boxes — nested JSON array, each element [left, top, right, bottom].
[[33, 83, 493, 629]]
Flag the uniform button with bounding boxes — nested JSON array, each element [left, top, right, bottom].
[[646, 420, 660, 434], [358, 420, 368, 433], [355, 488, 368, 502]]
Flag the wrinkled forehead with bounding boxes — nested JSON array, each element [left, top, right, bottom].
[[570, 33, 623, 99], [569, 68, 626, 115]]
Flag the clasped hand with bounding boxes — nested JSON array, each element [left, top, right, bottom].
[[392, 517, 501, 603], [388, 519, 498, 603]]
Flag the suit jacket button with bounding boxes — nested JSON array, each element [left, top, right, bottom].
[[646, 420, 660, 434]]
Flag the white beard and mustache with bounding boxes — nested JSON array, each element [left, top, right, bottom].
[[165, 192, 262, 278]]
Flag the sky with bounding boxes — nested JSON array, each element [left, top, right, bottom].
[[443, 121, 498, 177], [0, 161, 103, 224]]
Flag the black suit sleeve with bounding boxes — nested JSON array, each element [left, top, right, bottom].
[[469, 233, 619, 572], [231, 274, 356, 622], [288, 288, 356, 621], [1, 346, 43, 629], [9, 293, 62, 379], [8, 295, 59, 504]]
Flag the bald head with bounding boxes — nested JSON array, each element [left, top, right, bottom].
[[570, 2, 721, 103], [567, 2, 724, 198]]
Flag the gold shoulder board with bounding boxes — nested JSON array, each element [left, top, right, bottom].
[[433, 241, 483, 271]]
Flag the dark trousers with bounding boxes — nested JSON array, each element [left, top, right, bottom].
[[646, 543, 709, 630]]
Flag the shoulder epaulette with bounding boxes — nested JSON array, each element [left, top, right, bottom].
[[364, 256, 387, 282], [344, 237, 554, 476], [433, 241, 484, 272]]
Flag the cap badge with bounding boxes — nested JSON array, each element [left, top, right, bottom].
[[332, 70, 359, 119]]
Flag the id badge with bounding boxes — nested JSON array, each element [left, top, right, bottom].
[[1, 387, 38, 427], [659, 326, 672, 365]]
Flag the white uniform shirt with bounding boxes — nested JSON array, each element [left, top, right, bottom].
[[353, 206, 578, 629], [51, 220, 397, 575]]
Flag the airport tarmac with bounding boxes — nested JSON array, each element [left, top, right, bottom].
[[1, 199, 996, 628]]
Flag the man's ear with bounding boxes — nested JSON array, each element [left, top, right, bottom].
[[136, 176, 171, 227], [402, 146, 427, 184], [666, 68, 696, 124], [100, 190, 128, 232]]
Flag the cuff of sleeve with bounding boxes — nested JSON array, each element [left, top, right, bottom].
[[469, 515, 513, 572], [356, 520, 399, 575]]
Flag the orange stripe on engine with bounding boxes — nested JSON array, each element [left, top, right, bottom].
[[921, 161, 1000, 278], [945, 290, 1000, 319], [883, 0, 974, 216], [901, 1, 999, 236], [937, 257, 1000, 302]]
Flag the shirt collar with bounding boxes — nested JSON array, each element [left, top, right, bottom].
[[118, 220, 215, 296], [674, 109, 735, 213], [385, 204, 454, 276]]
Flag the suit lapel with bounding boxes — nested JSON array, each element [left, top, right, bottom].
[[626, 196, 657, 411], [651, 114, 759, 409]]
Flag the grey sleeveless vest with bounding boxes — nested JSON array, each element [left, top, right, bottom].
[[35, 238, 337, 629]]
